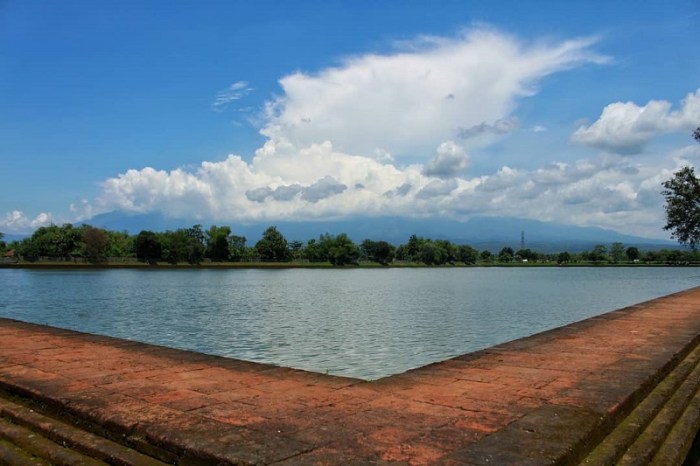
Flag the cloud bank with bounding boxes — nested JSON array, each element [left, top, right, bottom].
[[572, 89, 700, 154]]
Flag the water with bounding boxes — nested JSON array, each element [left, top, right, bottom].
[[0, 267, 698, 380]]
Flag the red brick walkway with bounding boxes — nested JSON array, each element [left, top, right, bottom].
[[1, 287, 700, 464]]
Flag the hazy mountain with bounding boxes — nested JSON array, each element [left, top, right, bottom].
[[1, 234, 28, 244], [83, 211, 678, 253]]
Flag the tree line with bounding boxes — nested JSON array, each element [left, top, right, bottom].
[[1, 224, 698, 266]]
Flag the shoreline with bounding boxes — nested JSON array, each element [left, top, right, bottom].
[[1, 261, 698, 270]]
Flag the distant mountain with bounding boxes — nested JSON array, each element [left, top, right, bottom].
[[83, 211, 678, 253], [1, 234, 28, 244]]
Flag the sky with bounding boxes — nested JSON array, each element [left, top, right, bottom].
[[1, 0, 699, 238]]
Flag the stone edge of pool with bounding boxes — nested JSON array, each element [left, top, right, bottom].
[[0, 286, 699, 464]]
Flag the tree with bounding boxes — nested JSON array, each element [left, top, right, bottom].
[[229, 235, 247, 261], [288, 240, 304, 261], [206, 225, 232, 261], [458, 245, 478, 264], [661, 127, 700, 248], [479, 250, 493, 263], [304, 238, 324, 263], [625, 246, 640, 262], [255, 226, 289, 261], [360, 239, 395, 265], [159, 227, 205, 264], [404, 235, 424, 262], [135, 230, 162, 263], [17, 224, 82, 260], [327, 233, 360, 266], [610, 242, 625, 263], [419, 241, 441, 265], [498, 247, 514, 263], [662, 166, 700, 249], [82, 226, 110, 263], [557, 251, 571, 264], [515, 248, 536, 262], [589, 244, 608, 263], [106, 230, 134, 258]]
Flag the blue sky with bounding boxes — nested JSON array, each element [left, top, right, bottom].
[[1, 1, 699, 237]]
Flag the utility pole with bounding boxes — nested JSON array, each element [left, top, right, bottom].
[[521, 230, 525, 250]]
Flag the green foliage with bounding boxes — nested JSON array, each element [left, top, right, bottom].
[[134, 230, 162, 263], [361, 239, 395, 265], [255, 226, 289, 261], [662, 166, 700, 249], [159, 226, 205, 264], [303, 233, 360, 265], [515, 248, 537, 262], [610, 242, 625, 263], [418, 241, 441, 265], [228, 234, 247, 261], [288, 240, 304, 260], [18, 224, 82, 261], [106, 230, 134, 258], [625, 246, 640, 261], [205, 225, 232, 261], [11, 218, 699, 267], [326, 233, 360, 266], [303, 238, 323, 262], [82, 226, 110, 263], [498, 247, 514, 263], [458, 245, 478, 264]]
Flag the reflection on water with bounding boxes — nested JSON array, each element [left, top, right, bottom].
[[1, 267, 698, 380]]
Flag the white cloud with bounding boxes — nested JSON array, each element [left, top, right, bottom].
[[90, 138, 685, 237], [260, 28, 606, 158], [423, 141, 470, 178], [572, 88, 700, 154], [0, 210, 54, 234]]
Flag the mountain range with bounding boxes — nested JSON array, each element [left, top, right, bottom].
[[76, 211, 678, 253]]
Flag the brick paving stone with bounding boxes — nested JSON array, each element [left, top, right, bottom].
[[0, 287, 699, 464]]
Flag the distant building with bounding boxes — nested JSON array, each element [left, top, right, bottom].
[[1, 249, 16, 263]]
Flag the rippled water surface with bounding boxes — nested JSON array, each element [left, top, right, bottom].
[[1, 267, 698, 379]]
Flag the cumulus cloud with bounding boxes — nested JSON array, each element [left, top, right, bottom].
[[260, 28, 606, 157], [96, 141, 422, 221], [572, 88, 700, 154], [212, 81, 255, 112], [0, 210, 54, 234], [86, 139, 687, 237], [422, 141, 470, 178]]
